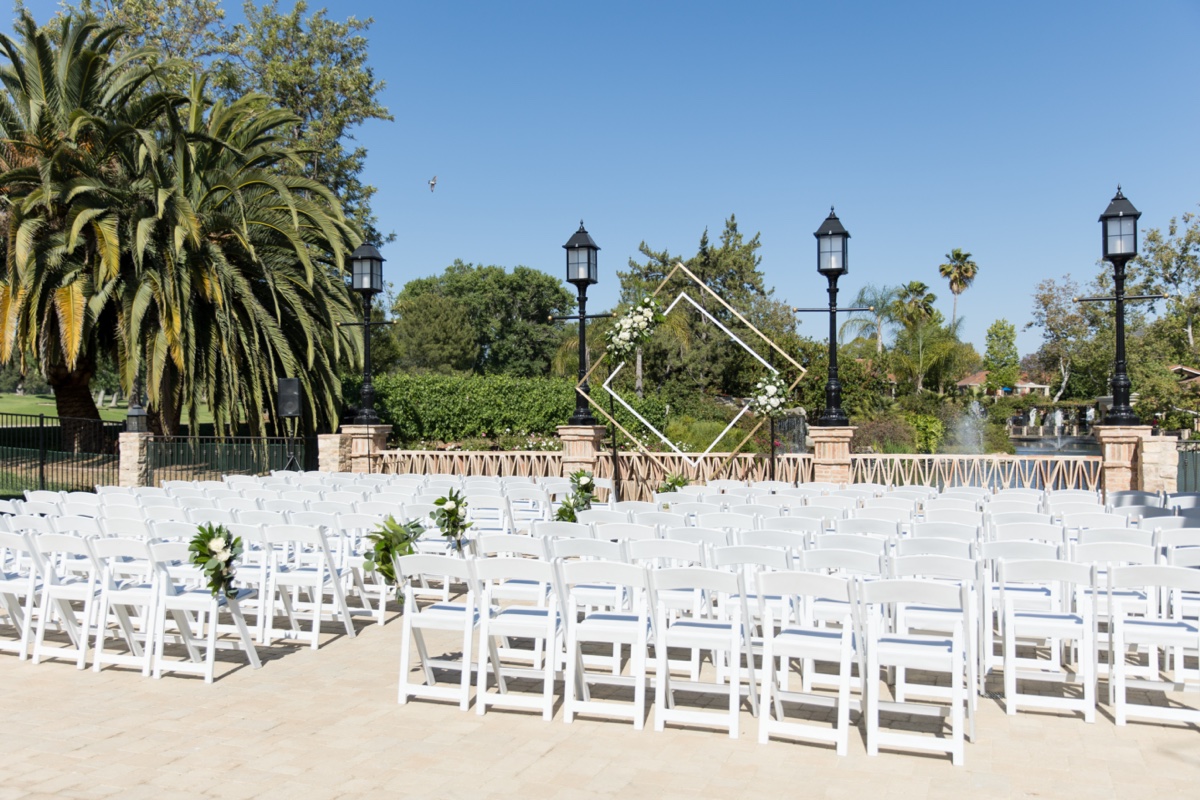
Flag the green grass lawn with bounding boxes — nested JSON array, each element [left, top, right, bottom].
[[0, 393, 214, 424]]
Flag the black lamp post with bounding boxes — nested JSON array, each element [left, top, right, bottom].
[[564, 221, 600, 426], [350, 243, 386, 425], [1099, 187, 1141, 426], [815, 208, 851, 427]]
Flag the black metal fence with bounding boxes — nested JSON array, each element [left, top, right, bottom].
[[1178, 441, 1200, 493], [0, 412, 123, 495], [146, 436, 305, 486]]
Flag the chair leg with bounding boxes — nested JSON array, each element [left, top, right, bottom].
[[633, 633, 647, 731], [951, 641, 965, 767], [836, 634, 853, 756], [459, 618, 474, 711], [727, 632, 740, 739], [204, 605, 220, 684], [563, 626, 578, 725], [476, 619, 492, 717], [398, 615, 413, 705], [758, 640, 774, 745], [228, 597, 262, 669], [654, 634, 669, 732], [1003, 615, 1017, 715]]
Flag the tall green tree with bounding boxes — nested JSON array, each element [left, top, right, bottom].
[[938, 248, 978, 328], [620, 216, 801, 398], [0, 12, 173, 426], [1026, 275, 1088, 401], [1138, 212, 1200, 354], [394, 261, 576, 377], [125, 77, 362, 435], [840, 283, 898, 354], [891, 314, 965, 393], [983, 319, 1020, 393], [392, 294, 478, 374], [892, 281, 937, 331], [222, 0, 393, 243]]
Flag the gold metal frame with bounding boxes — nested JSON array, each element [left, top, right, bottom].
[[577, 261, 806, 477]]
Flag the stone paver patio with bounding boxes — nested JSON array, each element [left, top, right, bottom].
[[4, 610, 1200, 800]]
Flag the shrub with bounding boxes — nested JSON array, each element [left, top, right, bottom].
[[854, 415, 916, 454]]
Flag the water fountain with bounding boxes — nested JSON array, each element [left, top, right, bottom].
[[953, 400, 987, 454]]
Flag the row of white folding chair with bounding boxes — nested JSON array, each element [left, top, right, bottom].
[[445, 549, 976, 761], [0, 530, 262, 681], [396, 551, 761, 735]]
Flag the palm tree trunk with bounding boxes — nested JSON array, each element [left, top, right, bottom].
[[46, 361, 104, 453], [951, 293, 958, 328]]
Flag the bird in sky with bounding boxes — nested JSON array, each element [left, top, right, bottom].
[[428, 175, 437, 192]]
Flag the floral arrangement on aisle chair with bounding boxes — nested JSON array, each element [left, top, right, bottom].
[[433, 489, 473, 552], [555, 470, 596, 522], [189, 523, 243, 597]]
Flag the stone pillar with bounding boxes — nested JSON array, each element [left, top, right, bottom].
[[118, 431, 152, 488], [1093, 425, 1152, 492], [1137, 433, 1179, 495], [557, 424, 607, 478], [809, 426, 856, 486], [317, 433, 352, 473], [340, 424, 392, 474]]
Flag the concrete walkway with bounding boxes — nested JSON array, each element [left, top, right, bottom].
[[3, 610, 1200, 799]]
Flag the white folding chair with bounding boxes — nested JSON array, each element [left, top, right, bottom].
[[262, 524, 358, 649], [651, 566, 758, 738], [0, 530, 42, 661], [474, 557, 563, 720], [854, 578, 973, 766], [31, 533, 101, 669], [1000, 559, 1098, 722], [147, 541, 260, 683], [396, 554, 482, 710], [757, 570, 857, 754], [90, 537, 156, 676], [561, 560, 652, 729], [1109, 564, 1200, 727]]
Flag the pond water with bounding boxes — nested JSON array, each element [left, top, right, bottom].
[[1014, 436, 1102, 457]]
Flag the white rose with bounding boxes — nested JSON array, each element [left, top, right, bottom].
[[579, 476, 592, 486], [766, 384, 777, 396], [619, 331, 631, 341], [770, 397, 781, 408], [636, 319, 647, 330], [443, 500, 456, 511], [210, 537, 226, 554], [218, 550, 232, 562]]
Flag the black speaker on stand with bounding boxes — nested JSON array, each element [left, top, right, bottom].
[[278, 378, 302, 471]]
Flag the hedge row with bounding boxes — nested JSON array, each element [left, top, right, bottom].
[[362, 373, 674, 445]]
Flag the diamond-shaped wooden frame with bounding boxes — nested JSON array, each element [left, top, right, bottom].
[[578, 261, 805, 476]]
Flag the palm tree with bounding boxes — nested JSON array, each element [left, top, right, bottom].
[[840, 283, 897, 354], [125, 77, 363, 436], [892, 281, 938, 331], [0, 13, 175, 435], [891, 316, 963, 393], [938, 248, 978, 328]]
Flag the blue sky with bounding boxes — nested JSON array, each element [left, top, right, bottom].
[[18, 0, 1200, 355]]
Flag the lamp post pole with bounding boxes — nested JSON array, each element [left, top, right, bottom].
[[820, 270, 849, 427], [571, 282, 595, 425], [358, 291, 379, 425]]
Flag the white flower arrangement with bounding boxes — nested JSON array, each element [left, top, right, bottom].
[[748, 373, 791, 418], [605, 297, 664, 360]]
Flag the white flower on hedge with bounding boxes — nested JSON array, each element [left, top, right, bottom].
[[210, 537, 227, 554], [443, 500, 457, 511]]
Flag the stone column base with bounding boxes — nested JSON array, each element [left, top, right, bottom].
[[558, 424, 608, 478], [118, 431, 152, 487], [809, 426, 856, 486], [318, 433, 353, 473], [340, 424, 392, 474], [1093, 425, 1152, 493]]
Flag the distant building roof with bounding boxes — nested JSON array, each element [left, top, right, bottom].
[[956, 370, 988, 388]]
